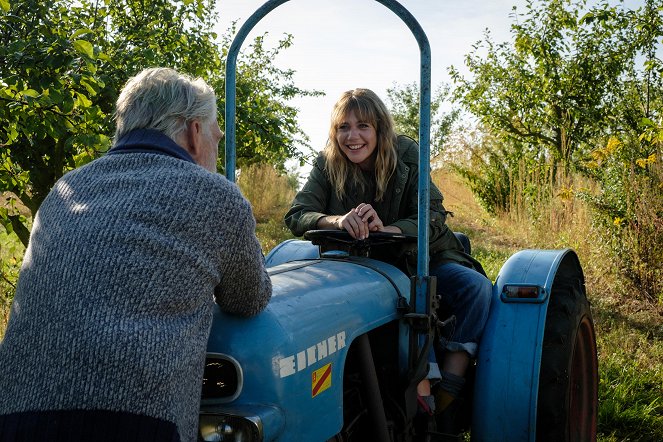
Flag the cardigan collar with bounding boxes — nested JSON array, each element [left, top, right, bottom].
[[108, 129, 195, 164]]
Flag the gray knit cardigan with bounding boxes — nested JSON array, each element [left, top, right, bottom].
[[0, 130, 272, 441]]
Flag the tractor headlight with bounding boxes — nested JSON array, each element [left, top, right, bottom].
[[198, 413, 261, 442], [201, 353, 243, 403]]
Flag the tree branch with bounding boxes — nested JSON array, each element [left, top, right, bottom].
[[8, 215, 30, 248]]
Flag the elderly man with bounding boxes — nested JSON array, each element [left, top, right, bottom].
[[0, 67, 272, 442]]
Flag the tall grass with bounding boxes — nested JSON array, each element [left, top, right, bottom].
[[432, 166, 662, 441], [610, 163, 663, 304], [237, 164, 297, 249]]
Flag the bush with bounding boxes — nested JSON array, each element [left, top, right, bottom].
[[450, 129, 559, 220], [581, 133, 663, 304]]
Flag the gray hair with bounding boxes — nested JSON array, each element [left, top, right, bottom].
[[114, 67, 217, 143]]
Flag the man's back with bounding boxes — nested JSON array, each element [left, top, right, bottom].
[[0, 140, 271, 441]]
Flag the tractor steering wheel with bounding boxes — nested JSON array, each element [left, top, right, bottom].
[[304, 229, 416, 259]]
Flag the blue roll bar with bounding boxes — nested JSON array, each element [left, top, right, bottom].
[[224, 0, 432, 313]]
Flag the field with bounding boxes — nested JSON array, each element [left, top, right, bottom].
[[1, 165, 661, 440], [429, 169, 662, 441]]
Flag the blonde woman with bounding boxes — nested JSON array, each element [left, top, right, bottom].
[[285, 88, 492, 414]]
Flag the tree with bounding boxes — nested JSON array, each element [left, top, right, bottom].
[[449, 0, 663, 301], [386, 82, 459, 158], [1, 0, 109, 246], [579, 0, 663, 303], [450, 0, 634, 174], [218, 31, 323, 171], [0, 0, 318, 246]]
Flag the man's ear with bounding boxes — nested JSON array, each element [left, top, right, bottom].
[[184, 119, 204, 161]]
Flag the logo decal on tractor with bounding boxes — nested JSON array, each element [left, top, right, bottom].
[[312, 363, 332, 397], [277, 331, 346, 378]]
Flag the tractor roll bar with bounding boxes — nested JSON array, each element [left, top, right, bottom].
[[224, 0, 432, 313]]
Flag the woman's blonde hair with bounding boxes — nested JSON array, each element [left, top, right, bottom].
[[324, 88, 398, 202]]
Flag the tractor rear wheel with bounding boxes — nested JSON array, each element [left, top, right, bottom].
[[537, 276, 598, 441]]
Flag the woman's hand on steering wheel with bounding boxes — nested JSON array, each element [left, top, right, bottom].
[[355, 203, 384, 233], [337, 207, 370, 239], [334, 203, 402, 239]]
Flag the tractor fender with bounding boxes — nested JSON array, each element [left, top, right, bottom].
[[204, 256, 410, 441], [471, 248, 584, 441]]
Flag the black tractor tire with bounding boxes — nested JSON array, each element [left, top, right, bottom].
[[537, 275, 598, 442]]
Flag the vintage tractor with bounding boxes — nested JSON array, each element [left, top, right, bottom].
[[198, 1, 598, 441]]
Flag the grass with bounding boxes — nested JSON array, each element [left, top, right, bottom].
[[256, 218, 296, 252], [595, 321, 662, 441]]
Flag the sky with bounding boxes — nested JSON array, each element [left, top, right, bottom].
[[214, 0, 642, 172]]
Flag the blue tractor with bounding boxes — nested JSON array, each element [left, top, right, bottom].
[[198, 1, 599, 441]]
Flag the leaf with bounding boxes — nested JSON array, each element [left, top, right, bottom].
[[75, 92, 92, 108], [60, 92, 74, 114], [0, 0, 9, 13], [79, 79, 98, 96], [70, 29, 93, 39], [640, 117, 655, 127], [46, 88, 63, 104], [21, 89, 39, 98], [73, 151, 95, 168], [73, 40, 94, 59], [96, 51, 111, 62]]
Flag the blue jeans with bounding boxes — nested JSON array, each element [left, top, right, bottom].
[[427, 262, 492, 378]]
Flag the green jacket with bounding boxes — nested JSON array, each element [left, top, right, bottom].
[[284, 135, 483, 273]]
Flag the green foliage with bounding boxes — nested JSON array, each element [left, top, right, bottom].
[[576, 0, 663, 303], [450, 0, 633, 173], [450, 141, 510, 214], [0, 0, 319, 246], [1, 0, 111, 245], [217, 31, 323, 172], [449, 0, 663, 304], [386, 82, 459, 158], [580, 128, 662, 303], [450, 127, 555, 216]]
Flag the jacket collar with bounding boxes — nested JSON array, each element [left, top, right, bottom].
[[108, 129, 195, 164]]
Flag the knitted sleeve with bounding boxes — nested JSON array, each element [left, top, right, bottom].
[[214, 187, 272, 317]]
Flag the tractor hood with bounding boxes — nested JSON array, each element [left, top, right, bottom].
[[203, 256, 410, 440]]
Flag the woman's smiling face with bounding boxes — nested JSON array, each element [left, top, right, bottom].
[[335, 109, 378, 171]]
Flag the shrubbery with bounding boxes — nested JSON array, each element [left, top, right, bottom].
[[581, 130, 662, 304]]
